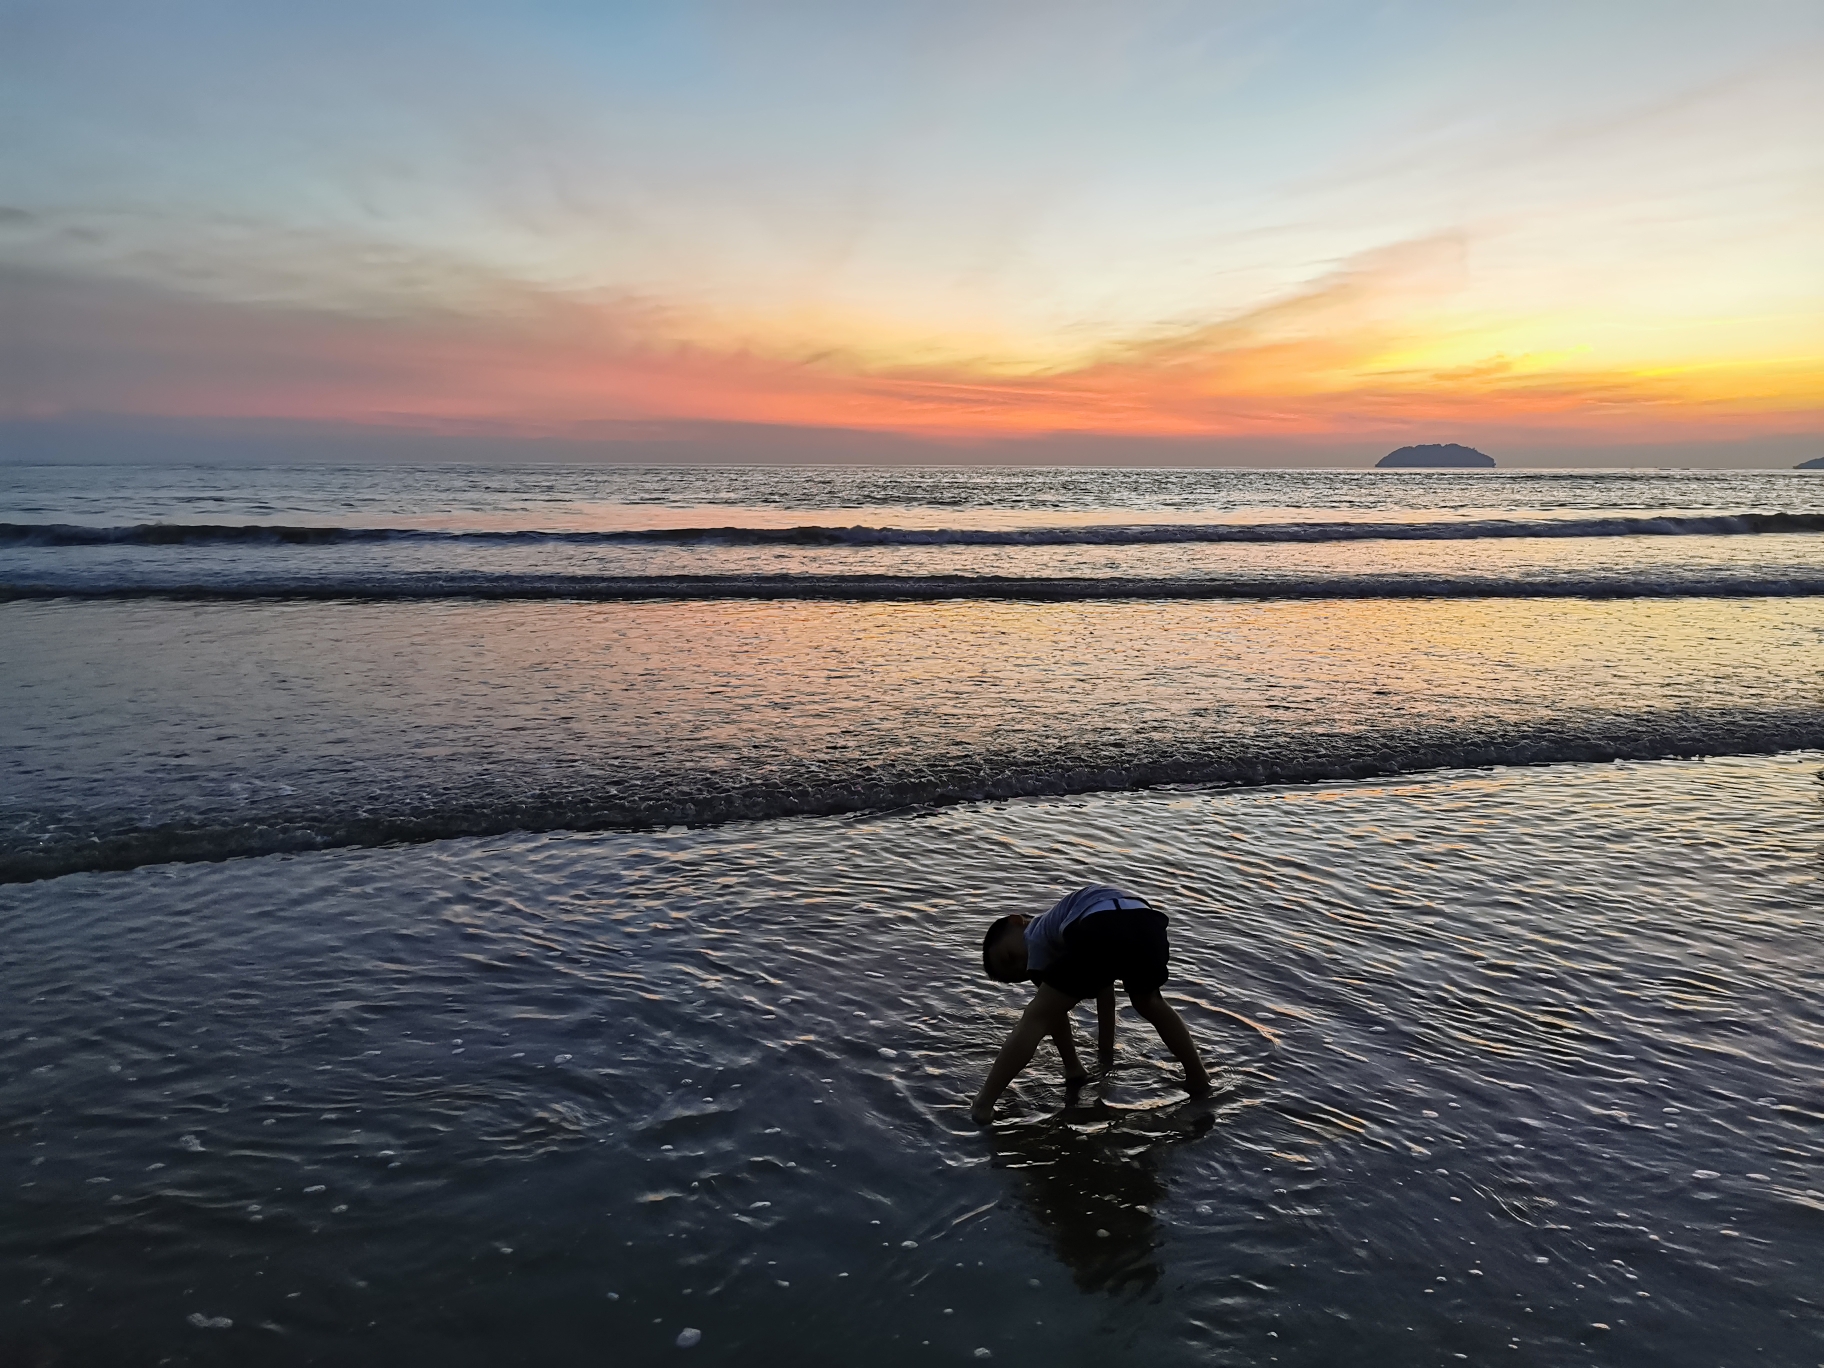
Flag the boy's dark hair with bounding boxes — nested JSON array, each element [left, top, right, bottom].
[[981, 915, 1024, 982]]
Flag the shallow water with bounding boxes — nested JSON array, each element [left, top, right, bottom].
[[2, 753, 1820, 1366], [4, 594, 1821, 880], [7, 461, 1822, 880]]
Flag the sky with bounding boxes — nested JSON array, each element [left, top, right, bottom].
[[2, 0, 1821, 465]]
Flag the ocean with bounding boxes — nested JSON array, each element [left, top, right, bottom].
[[1, 462, 1820, 1365]]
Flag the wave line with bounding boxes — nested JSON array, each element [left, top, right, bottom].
[[5, 511, 1824, 548], [5, 572, 1823, 602], [4, 716, 1818, 883]]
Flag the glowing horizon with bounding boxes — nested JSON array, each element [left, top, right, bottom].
[[3, 1, 1820, 463]]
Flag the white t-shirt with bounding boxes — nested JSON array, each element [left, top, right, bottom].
[[1024, 884, 1154, 975]]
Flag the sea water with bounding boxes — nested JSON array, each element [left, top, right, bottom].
[[0, 463, 1820, 1365]]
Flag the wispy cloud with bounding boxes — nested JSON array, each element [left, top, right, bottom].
[[3, 1, 1819, 456], [8, 230, 1815, 449]]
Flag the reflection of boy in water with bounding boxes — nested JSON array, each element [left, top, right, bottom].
[[987, 1116, 1170, 1295], [972, 885, 1212, 1124]]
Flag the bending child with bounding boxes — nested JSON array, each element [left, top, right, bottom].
[[971, 884, 1211, 1124]]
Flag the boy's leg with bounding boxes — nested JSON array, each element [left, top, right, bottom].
[[1128, 988, 1212, 1096], [1050, 1015, 1089, 1084], [1095, 987, 1117, 1070]]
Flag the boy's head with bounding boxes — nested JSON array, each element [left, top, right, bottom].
[[980, 914, 1030, 983]]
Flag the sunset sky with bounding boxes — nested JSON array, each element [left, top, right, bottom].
[[3, 0, 1821, 464]]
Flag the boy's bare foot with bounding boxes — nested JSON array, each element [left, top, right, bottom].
[[1184, 1075, 1214, 1099], [1063, 1068, 1091, 1087], [969, 1100, 996, 1125]]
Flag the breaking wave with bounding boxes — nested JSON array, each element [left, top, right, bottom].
[[5, 511, 1824, 548], [5, 571, 1823, 602], [4, 711, 1819, 883]]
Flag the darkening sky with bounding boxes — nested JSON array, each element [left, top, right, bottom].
[[3, 0, 1820, 464]]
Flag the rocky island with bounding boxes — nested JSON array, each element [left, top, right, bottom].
[[1797, 456, 1824, 469], [1376, 443, 1496, 468]]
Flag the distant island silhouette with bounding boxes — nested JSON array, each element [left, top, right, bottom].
[[1376, 443, 1496, 468], [1797, 456, 1824, 470]]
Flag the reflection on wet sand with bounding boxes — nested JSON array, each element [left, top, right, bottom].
[[988, 1079, 1218, 1295]]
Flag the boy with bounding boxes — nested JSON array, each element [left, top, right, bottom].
[[971, 884, 1211, 1124]]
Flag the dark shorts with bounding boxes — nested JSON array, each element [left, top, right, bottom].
[[1034, 907, 1169, 1002]]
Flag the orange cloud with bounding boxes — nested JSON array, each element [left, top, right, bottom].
[[6, 232, 1819, 450]]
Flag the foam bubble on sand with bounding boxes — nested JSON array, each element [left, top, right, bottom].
[[676, 1327, 701, 1348], [187, 1313, 232, 1329], [1692, 1170, 1720, 1179], [179, 1134, 205, 1152]]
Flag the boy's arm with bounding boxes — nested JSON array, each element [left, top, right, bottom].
[[1097, 987, 1117, 1068], [970, 984, 1075, 1123]]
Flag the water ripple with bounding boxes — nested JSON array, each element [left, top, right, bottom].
[[1, 753, 1818, 1363]]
